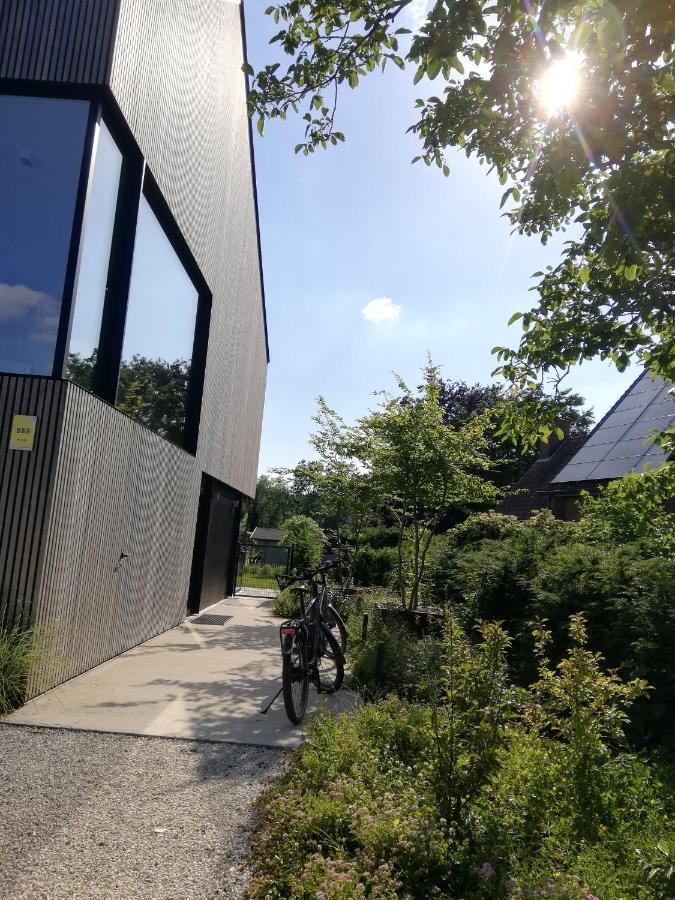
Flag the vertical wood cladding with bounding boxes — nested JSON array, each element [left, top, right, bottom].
[[109, 0, 267, 497], [0, 0, 117, 83], [0, 377, 64, 629], [30, 381, 200, 693], [1, 1, 267, 688], [1, 0, 267, 497]]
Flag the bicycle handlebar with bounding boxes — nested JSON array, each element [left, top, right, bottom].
[[276, 555, 339, 590]]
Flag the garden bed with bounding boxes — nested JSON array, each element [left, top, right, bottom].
[[374, 602, 445, 636]]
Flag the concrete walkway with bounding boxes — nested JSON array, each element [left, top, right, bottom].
[[6, 595, 354, 747]]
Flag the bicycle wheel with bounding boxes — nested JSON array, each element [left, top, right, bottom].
[[325, 604, 348, 656], [314, 624, 344, 694], [282, 639, 309, 724]]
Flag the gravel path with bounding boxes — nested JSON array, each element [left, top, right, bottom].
[[0, 724, 286, 900]]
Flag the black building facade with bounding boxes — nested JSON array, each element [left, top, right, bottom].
[[0, 0, 268, 694]]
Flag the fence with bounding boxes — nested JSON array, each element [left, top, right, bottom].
[[234, 542, 292, 597]]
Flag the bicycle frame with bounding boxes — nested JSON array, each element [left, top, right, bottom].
[[278, 569, 332, 678]]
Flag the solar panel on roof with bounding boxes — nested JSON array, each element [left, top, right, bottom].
[[552, 372, 675, 484]]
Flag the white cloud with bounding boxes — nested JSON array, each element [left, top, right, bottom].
[[361, 296, 402, 323], [0, 283, 56, 322]]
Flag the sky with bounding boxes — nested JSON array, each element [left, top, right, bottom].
[[245, 3, 635, 475]]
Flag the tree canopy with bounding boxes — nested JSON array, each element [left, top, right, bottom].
[[247, 474, 296, 530], [358, 363, 499, 608], [432, 378, 593, 485], [247, 0, 674, 446]]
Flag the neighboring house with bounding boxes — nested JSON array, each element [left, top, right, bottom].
[[500, 371, 675, 521], [0, 1, 268, 695], [497, 431, 587, 520], [247, 527, 286, 567], [250, 527, 284, 545]]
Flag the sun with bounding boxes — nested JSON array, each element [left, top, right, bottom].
[[537, 51, 583, 117]]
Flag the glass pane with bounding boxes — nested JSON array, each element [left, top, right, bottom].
[[0, 95, 89, 375], [117, 196, 199, 446], [67, 121, 123, 390]]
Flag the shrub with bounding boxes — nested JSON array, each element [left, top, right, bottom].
[[248, 700, 450, 900], [429, 510, 572, 611], [280, 514, 326, 571], [578, 464, 675, 552], [352, 545, 396, 586], [341, 588, 445, 701], [0, 624, 43, 713], [271, 587, 302, 618], [359, 525, 400, 549], [428, 511, 574, 686], [249, 615, 673, 899], [450, 510, 524, 548], [532, 545, 675, 746]]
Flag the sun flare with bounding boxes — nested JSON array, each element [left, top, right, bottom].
[[537, 51, 583, 117]]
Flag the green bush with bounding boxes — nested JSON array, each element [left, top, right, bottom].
[[578, 464, 675, 552], [281, 514, 325, 571], [450, 510, 525, 548], [532, 544, 675, 746], [249, 615, 673, 899], [0, 624, 43, 713], [359, 526, 400, 549], [428, 503, 674, 745], [352, 545, 396, 586], [271, 587, 302, 618], [340, 588, 444, 701]]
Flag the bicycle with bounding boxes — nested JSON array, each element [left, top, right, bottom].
[[276, 556, 348, 724]]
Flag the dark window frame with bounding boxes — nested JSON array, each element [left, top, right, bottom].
[[0, 89, 96, 379], [0, 82, 212, 456], [118, 168, 212, 455], [86, 107, 144, 404]]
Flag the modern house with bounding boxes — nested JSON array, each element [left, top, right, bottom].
[[500, 371, 675, 520], [0, 0, 268, 694]]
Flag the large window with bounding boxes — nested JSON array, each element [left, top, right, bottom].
[[67, 121, 123, 390], [117, 196, 200, 446], [0, 95, 89, 375]]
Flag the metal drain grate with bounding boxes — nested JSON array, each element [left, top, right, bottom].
[[190, 614, 232, 626]]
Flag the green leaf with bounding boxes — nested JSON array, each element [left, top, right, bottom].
[[624, 264, 638, 281], [579, 265, 590, 284], [256, 117, 264, 136], [508, 312, 523, 326], [427, 57, 441, 80], [499, 187, 513, 209], [499, 171, 507, 186]]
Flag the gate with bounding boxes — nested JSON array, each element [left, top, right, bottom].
[[234, 543, 292, 598]]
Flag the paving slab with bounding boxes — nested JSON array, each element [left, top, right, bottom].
[[5, 595, 355, 747]]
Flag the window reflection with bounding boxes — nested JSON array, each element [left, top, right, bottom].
[[0, 95, 88, 375], [67, 121, 122, 391], [117, 197, 199, 446]]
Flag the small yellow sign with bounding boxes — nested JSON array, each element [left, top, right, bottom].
[[9, 415, 37, 451]]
